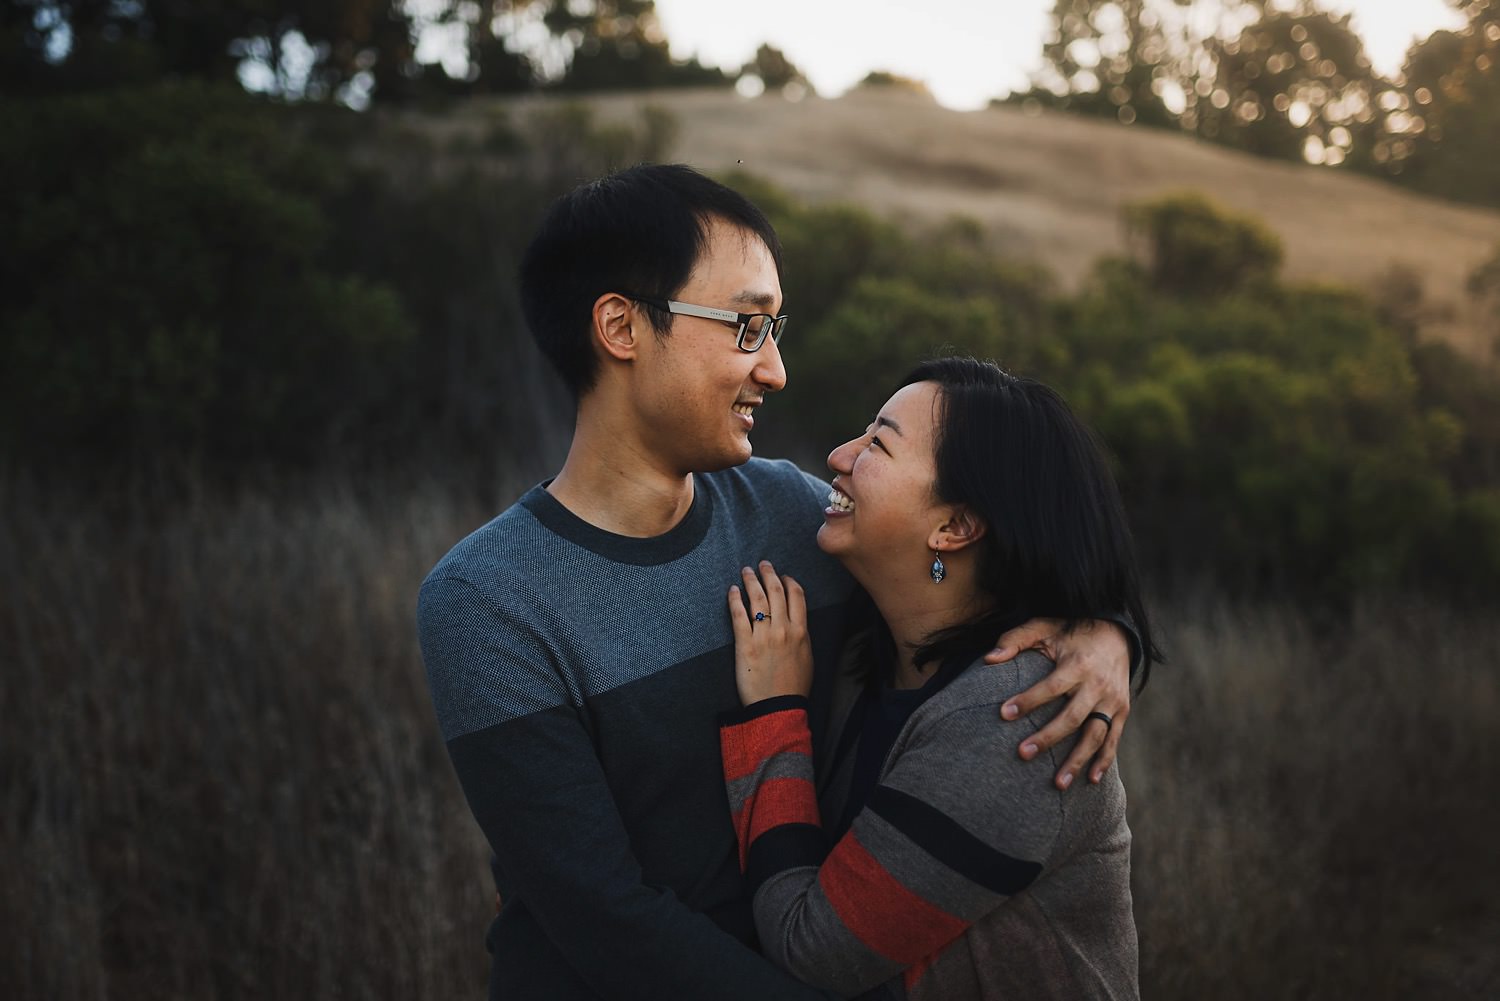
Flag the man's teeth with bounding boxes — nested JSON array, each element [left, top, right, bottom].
[[828, 488, 854, 512], [732, 404, 754, 416]]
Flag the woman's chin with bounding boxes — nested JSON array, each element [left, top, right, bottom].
[[815, 523, 862, 573]]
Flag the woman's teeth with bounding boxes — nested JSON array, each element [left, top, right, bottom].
[[828, 487, 854, 512]]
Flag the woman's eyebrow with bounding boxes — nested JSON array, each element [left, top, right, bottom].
[[875, 415, 904, 436]]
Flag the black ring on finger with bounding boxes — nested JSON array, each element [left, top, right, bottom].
[[1086, 711, 1113, 730]]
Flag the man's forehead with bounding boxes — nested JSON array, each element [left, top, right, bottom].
[[687, 219, 781, 302]]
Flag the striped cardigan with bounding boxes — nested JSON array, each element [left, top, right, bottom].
[[720, 650, 1139, 1000]]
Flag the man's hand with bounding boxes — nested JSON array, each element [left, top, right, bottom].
[[986, 618, 1131, 790]]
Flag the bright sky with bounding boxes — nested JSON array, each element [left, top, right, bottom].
[[650, 0, 1467, 110]]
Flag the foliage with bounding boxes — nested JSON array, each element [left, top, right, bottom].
[[1392, 1, 1500, 205], [5, 83, 1498, 596], [1, 0, 733, 104], [0, 85, 679, 485], [0, 83, 413, 472], [1122, 192, 1283, 297], [741, 43, 806, 91], [1, 0, 419, 101], [1024, 0, 1236, 128], [538, 0, 728, 92], [1469, 243, 1500, 340], [740, 182, 1500, 600], [1019, 0, 1500, 207], [856, 69, 932, 96], [1195, 9, 1381, 168]]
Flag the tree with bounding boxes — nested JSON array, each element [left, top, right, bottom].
[[529, 0, 726, 91], [1024, 0, 1291, 128], [1024, 1, 1413, 172], [1382, 0, 1500, 205], [0, 83, 413, 470], [1196, 8, 1382, 167], [0, 0, 420, 101], [739, 43, 805, 92]]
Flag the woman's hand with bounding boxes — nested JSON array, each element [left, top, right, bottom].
[[727, 560, 813, 705]]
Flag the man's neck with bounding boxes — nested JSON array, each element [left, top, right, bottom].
[[546, 407, 696, 539]]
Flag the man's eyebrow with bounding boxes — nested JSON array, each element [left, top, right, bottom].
[[875, 415, 903, 436], [729, 289, 778, 310]]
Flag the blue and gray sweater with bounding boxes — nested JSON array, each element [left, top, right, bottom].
[[417, 458, 853, 1000]]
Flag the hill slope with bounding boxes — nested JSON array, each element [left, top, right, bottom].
[[493, 87, 1500, 357]]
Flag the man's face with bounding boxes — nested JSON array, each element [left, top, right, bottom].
[[631, 218, 786, 475]]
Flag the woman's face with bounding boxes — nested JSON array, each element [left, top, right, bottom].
[[817, 381, 947, 580]]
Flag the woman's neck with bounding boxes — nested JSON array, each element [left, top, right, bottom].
[[856, 559, 992, 690]]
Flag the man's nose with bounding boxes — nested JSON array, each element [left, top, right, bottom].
[[751, 334, 787, 393]]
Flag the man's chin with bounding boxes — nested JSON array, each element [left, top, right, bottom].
[[693, 440, 754, 474]]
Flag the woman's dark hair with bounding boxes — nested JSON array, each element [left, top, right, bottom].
[[519, 163, 784, 398], [904, 357, 1160, 689]]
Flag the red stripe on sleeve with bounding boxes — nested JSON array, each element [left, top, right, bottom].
[[721, 709, 812, 783], [818, 832, 969, 966], [730, 775, 820, 868], [903, 952, 937, 992]]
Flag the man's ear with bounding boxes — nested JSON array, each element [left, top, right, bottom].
[[929, 506, 987, 554], [592, 292, 640, 363]]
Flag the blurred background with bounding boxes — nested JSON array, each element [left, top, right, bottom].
[[3, 1, 1499, 997]]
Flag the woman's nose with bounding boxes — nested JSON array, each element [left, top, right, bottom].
[[827, 436, 860, 475]]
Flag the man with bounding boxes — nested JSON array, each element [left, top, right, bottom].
[[417, 164, 1135, 999]]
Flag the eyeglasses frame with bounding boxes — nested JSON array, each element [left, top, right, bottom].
[[620, 292, 787, 353]]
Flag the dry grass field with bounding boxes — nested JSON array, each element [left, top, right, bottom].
[[4, 470, 1498, 999], [464, 86, 1500, 358]]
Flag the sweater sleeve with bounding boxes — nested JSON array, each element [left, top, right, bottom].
[[720, 690, 1060, 997], [420, 575, 830, 1001]]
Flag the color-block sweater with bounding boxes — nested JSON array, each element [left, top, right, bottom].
[[721, 649, 1139, 1000], [417, 458, 853, 1000]]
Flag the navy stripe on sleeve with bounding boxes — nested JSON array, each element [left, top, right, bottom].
[[745, 823, 828, 897], [867, 785, 1042, 895]]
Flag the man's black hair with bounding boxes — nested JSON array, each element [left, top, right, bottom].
[[519, 163, 784, 397], [903, 357, 1161, 689]]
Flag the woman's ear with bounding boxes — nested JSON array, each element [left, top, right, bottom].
[[929, 506, 987, 554], [592, 292, 639, 362]]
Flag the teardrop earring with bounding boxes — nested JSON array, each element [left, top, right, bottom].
[[930, 550, 946, 584]]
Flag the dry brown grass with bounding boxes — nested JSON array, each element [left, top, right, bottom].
[[1128, 591, 1500, 997], [466, 87, 1500, 359], [3, 473, 1497, 998]]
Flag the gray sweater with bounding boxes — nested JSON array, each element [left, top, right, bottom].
[[722, 649, 1139, 1000]]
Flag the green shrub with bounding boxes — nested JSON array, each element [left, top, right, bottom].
[[1124, 192, 1284, 298], [0, 83, 412, 470]]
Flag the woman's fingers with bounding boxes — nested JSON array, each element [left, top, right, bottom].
[[758, 561, 786, 623], [727, 585, 751, 643], [740, 564, 770, 622], [783, 574, 807, 632]]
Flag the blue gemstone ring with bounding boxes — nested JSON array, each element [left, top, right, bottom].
[[754, 611, 770, 622]]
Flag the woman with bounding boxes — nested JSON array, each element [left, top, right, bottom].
[[721, 357, 1157, 1000]]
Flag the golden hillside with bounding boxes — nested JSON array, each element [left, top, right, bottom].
[[491, 86, 1500, 358]]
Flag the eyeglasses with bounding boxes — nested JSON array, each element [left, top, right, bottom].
[[621, 293, 788, 353]]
